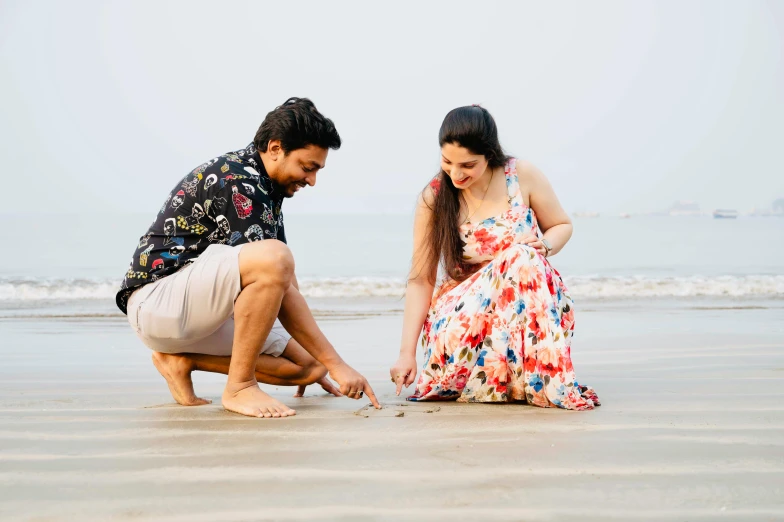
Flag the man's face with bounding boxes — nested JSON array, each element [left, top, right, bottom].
[[268, 144, 329, 198]]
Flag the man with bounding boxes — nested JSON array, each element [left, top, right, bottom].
[[118, 97, 380, 418]]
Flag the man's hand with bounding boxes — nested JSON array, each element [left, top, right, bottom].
[[329, 362, 381, 409], [294, 375, 343, 398]]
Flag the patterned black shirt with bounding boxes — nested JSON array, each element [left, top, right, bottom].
[[116, 143, 286, 314]]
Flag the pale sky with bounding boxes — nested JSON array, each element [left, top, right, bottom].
[[1, 0, 782, 216]]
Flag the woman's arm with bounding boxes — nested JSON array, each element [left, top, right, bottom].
[[518, 160, 573, 257], [390, 188, 438, 394]]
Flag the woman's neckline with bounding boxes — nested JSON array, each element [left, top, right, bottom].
[[459, 159, 530, 230], [460, 206, 520, 230]]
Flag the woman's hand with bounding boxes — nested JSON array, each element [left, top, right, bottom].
[[521, 234, 547, 257], [390, 355, 419, 396]]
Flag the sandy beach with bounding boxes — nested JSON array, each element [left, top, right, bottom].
[[0, 297, 782, 521], [2, 0, 783, 519]]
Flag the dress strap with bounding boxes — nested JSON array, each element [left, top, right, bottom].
[[505, 158, 524, 208]]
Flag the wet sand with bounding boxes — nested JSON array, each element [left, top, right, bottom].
[[0, 299, 783, 521]]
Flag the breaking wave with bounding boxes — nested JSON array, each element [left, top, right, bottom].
[[1, 275, 782, 301]]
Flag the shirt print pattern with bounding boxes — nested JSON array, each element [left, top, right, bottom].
[[116, 143, 286, 314]]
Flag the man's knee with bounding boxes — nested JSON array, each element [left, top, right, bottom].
[[299, 360, 327, 385], [239, 240, 295, 288]]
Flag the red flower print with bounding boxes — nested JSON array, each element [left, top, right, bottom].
[[473, 227, 490, 242], [455, 367, 470, 390], [528, 275, 541, 293], [498, 287, 515, 308], [498, 258, 509, 276], [524, 354, 537, 373], [546, 270, 556, 295]]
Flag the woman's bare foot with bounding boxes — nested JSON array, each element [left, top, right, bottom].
[[151, 352, 212, 406], [222, 381, 296, 418]]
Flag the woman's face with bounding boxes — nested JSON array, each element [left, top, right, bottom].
[[440, 143, 489, 190]]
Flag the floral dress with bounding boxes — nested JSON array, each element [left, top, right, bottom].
[[408, 159, 599, 410]]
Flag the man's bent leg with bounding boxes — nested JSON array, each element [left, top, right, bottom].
[[151, 352, 212, 406], [221, 240, 296, 418], [147, 314, 333, 403], [128, 244, 249, 407], [156, 338, 328, 387]]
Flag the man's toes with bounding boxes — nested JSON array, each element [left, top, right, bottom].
[[273, 402, 296, 416], [261, 410, 273, 418]]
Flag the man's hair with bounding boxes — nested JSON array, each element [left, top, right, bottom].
[[254, 97, 341, 153]]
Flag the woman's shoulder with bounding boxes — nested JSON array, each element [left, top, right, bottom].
[[414, 179, 438, 222], [422, 176, 440, 203], [512, 158, 535, 174], [512, 159, 546, 184]]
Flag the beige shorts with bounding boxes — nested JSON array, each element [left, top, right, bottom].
[[126, 244, 291, 357]]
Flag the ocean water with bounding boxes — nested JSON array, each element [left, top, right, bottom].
[[0, 213, 782, 308]]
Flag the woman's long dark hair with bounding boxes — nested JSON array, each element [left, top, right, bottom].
[[422, 105, 509, 284]]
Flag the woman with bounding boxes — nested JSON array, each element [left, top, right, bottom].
[[389, 105, 599, 410]]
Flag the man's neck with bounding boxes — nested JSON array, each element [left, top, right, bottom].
[[259, 152, 276, 180], [257, 151, 285, 197]]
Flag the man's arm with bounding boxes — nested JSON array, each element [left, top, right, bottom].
[[277, 282, 340, 367], [277, 279, 381, 408]]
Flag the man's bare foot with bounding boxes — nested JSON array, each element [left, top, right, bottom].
[[222, 381, 296, 418], [151, 352, 212, 406]]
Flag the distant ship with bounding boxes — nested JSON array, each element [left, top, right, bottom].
[[668, 201, 702, 217], [713, 209, 738, 219]]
